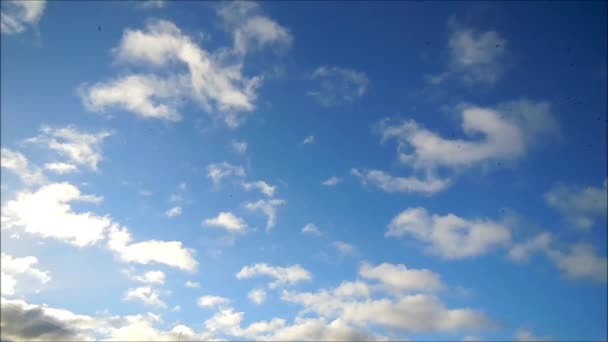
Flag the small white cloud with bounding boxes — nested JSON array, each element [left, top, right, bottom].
[[248, 288, 267, 305], [514, 328, 551, 342], [184, 280, 200, 288], [546, 243, 607, 283], [43, 162, 78, 174], [127, 270, 166, 285], [244, 199, 286, 231], [508, 233, 552, 262], [301, 223, 322, 237], [322, 176, 342, 187], [308, 66, 369, 107], [332, 241, 357, 257], [236, 263, 312, 288], [204, 212, 248, 234], [544, 179, 607, 229], [138, 0, 165, 9], [1, 148, 46, 185], [241, 180, 276, 197], [301, 135, 315, 145], [352, 168, 450, 195], [207, 162, 246, 187], [1, 253, 51, 296], [197, 295, 230, 309], [165, 206, 182, 218], [1, 0, 46, 35], [232, 140, 248, 155], [359, 262, 443, 294], [386, 207, 511, 259], [124, 286, 167, 308]]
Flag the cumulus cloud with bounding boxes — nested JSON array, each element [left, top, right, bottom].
[[126, 270, 166, 285], [322, 176, 342, 187], [1, 182, 110, 246], [301, 223, 322, 237], [44, 162, 78, 174], [107, 225, 198, 272], [204, 212, 248, 234], [546, 243, 607, 283], [184, 280, 200, 288], [248, 288, 267, 305], [351, 168, 450, 195], [197, 295, 230, 309], [386, 207, 511, 259], [308, 66, 369, 107], [245, 198, 286, 231], [25, 125, 112, 171], [124, 287, 167, 308], [544, 179, 607, 229], [165, 206, 182, 218], [1, 148, 46, 185], [508, 233, 552, 262], [232, 140, 248, 155], [1, 0, 46, 35], [241, 180, 276, 197], [207, 162, 246, 187], [236, 263, 312, 288], [359, 262, 443, 294], [1, 253, 51, 296]]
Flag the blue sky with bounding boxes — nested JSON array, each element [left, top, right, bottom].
[[1, 1, 607, 341]]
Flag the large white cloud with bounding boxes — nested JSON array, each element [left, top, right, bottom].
[[544, 179, 607, 229], [386, 207, 511, 259], [236, 263, 311, 288], [1, 0, 46, 35]]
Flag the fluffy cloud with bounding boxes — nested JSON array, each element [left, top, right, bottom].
[[359, 262, 443, 294], [44, 162, 78, 174], [165, 206, 182, 218], [184, 281, 200, 288], [322, 176, 342, 187], [332, 241, 357, 257], [248, 288, 267, 305], [351, 168, 450, 195], [508, 233, 552, 262], [1, 0, 46, 35], [386, 207, 511, 259], [207, 162, 246, 187], [126, 270, 166, 285], [1, 253, 51, 296], [81, 17, 269, 127], [1, 148, 46, 185], [217, 1, 292, 56], [236, 263, 312, 288], [544, 179, 607, 229], [25, 126, 112, 171], [301, 223, 322, 237], [124, 287, 167, 308], [232, 140, 248, 155], [242, 180, 276, 197], [244, 199, 286, 231], [1, 182, 110, 246], [198, 295, 230, 309], [204, 212, 248, 234], [107, 225, 198, 272], [308, 66, 369, 107], [546, 243, 607, 283]]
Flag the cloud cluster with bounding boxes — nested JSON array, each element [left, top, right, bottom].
[[1, 0, 46, 35]]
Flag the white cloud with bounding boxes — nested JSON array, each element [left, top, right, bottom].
[[204, 212, 248, 234], [1, 148, 46, 185], [248, 288, 267, 305], [26, 126, 112, 171], [359, 262, 443, 294], [127, 270, 166, 285], [217, 1, 292, 56], [546, 243, 607, 283], [139, 0, 165, 9], [1, 182, 110, 246], [204, 307, 244, 336], [322, 176, 342, 187], [508, 233, 552, 262], [197, 295, 230, 309], [184, 280, 200, 288], [301, 223, 322, 237], [44, 162, 78, 174], [236, 263, 312, 288], [165, 206, 182, 218], [308, 66, 369, 107], [107, 225, 198, 272], [1, 253, 51, 296], [232, 140, 248, 155], [207, 162, 246, 187], [301, 135, 315, 145], [332, 241, 357, 257], [124, 287, 167, 308], [241, 180, 276, 197], [386, 207, 511, 259], [544, 179, 607, 229], [1, 0, 46, 35], [351, 168, 450, 195], [514, 328, 551, 342], [244, 199, 286, 231]]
